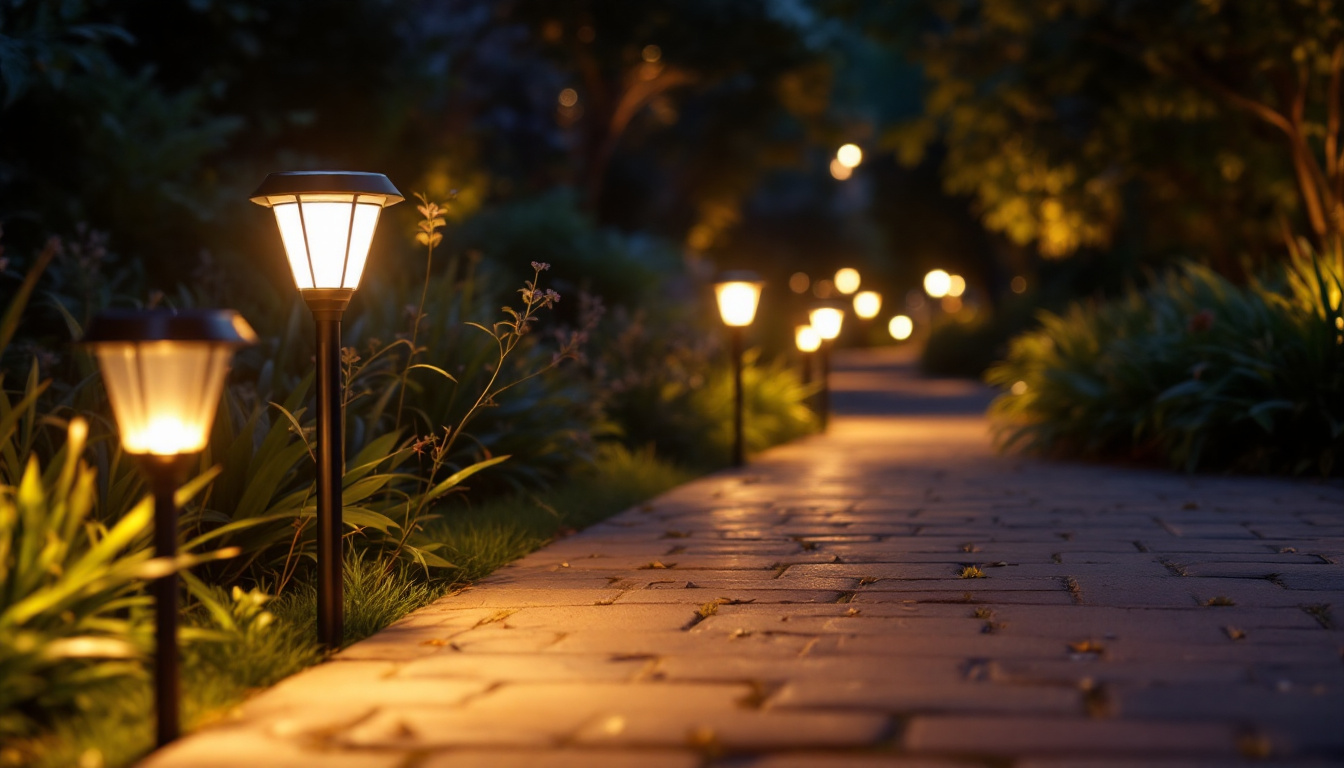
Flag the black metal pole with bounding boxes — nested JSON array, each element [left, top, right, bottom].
[[314, 313, 344, 649], [820, 340, 832, 431], [145, 456, 190, 748], [731, 325, 745, 467]]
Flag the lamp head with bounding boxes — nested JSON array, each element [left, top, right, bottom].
[[83, 310, 256, 456], [250, 171, 403, 292], [795, 325, 821, 353], [808, 301, 846, 340], [713, 270, 764, 327]]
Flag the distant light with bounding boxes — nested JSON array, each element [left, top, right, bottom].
[[642, 44, 662, 63], [836, 144, 863, 168], [558, 88, 579, 107], [577, 26, 595, 42], [853, 290, 882, 319], [834, 268, 861, 294], [948, 274, 967, 298], [795, 325, 821, 353], [829, 158, 852, 180], [809, 307, 845, 340], [1011, 276, 1027, 294], [889, 315, 914, 340], [789, 272, 810, 294], [1011, 380, 1028, 395], [941, 295, 963, 313], [813, 279, 835, 298], [924, 269, 951, 298]]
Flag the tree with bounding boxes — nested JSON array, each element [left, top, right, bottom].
[[871, 0, 1344, 267]]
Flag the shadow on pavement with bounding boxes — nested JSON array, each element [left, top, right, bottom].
[[829, 346, 996, 417]]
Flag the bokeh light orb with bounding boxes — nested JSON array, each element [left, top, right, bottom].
[[923, 269, 951, 298], [853, 290, 882, 319], [834, 268, 861, 295], [888, 315, 914, 341], [948, 274, 967, 298], [836, 143, 863, 168]]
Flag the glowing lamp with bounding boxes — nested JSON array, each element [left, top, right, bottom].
[[853, 291, 882, 319], [809, 306, 845, 340], [713, 271, 764, 327], [834, 267, 861, 294], [889, 315, 914, 340], [82, 308, 255, 748], [924, 269, 952, 298], [795, 325, 821, 353], [84, 310, 257, 456], [249, 171, 403, 295], [252, 170, 401, 650]]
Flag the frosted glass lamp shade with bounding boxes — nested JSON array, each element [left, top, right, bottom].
[[713, 271, 764, 327], [795, 325, 821, 353], [249, 172, 404, 291], [809, 306, 845, 340], [84, 311, 257, 456]]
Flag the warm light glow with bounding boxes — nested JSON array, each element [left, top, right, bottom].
[[834, 268, 861, 295], [714, 280, 763, 327], [836, 143, 863, 168], [948, 274, 967, 298], [809, 307, 844, 340], [789, 272, 810, 294], [853, 290, 882, 319], [795, 325, 821, 353], [889, 315, 914, 340], [829, 159, 852, 180], [272, 196, 383, 290], [558, 88, 579, 107], [1011, 380, 1028, 395], [941, 295, 963, 313], [642, 45, 662, 63], [923, 269, 952, 298], [95, 342, 234, 455], [1011, 276, 1027, 294], [813, 279, 835, 298]]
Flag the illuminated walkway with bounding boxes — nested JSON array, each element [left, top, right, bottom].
[[145, 347, 1344, 767]]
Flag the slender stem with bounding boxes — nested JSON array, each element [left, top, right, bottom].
[[731, 326, 745, 467], [820, 341, 832, 432], [395, 240, 436, 431], [314, 314, 344, 649], [151, 470, 180, 748]]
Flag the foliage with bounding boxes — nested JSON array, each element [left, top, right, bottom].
[[9, 443, 690, 768], [0, 419, 148, 740], [875, 0, 1344, 265], [594, 311, 818, 466], [987, 246, 1344, 474]]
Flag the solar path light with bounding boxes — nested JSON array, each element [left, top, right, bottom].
[[714, 271, 764, 467], [808, 302, 845, 431], [250, 171, 403, 648], [83, 309, 256, 746]]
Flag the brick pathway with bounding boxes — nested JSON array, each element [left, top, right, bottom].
[[145, 348, 1344, 768]]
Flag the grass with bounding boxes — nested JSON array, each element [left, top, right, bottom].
[[10, 444, 691, 768]]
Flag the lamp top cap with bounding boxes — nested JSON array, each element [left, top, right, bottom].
[[82, 309, 258, 346], [714, 269, 763, 285], [249, 171, 404, 207]]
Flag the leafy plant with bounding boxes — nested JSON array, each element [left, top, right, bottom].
[[988, 245, 1344, 474]]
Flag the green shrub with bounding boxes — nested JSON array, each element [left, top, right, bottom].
[[987, 247, 1344, 475]]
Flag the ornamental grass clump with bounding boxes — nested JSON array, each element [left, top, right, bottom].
[[987, 245, 1344, 475]]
